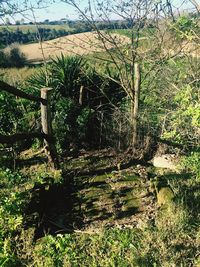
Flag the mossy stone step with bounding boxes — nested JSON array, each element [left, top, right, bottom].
[[157, 187, 174, 206]]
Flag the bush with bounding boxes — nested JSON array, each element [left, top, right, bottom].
[[9, 46, 27, 67], [181, 152, 200, 180], [0, 50, 7, 67], [0, 169, 30, 266], [0, 45, 27, 68], [171, 15, 199, 41]]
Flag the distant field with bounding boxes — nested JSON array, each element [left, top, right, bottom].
[[18, 32, 130, 63], [0, 24, 74, 33], [110, 28, 155, 38]]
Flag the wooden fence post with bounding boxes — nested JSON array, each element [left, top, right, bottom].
[[41, 88, 59, 169]]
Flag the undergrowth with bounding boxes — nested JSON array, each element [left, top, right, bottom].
[[0, 157, 199, 267]]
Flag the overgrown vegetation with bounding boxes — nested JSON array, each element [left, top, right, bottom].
[[0, 44, 27, 67], [0, 156, 199, 266], [0, 0, 199, 266]]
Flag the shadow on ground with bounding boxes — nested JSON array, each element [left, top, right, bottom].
[[25, 151, 154, 238]]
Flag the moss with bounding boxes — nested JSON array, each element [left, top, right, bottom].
[[83, 187, 111, 201], [67, 158, 89, 169], [122, 198, 140, 211], [88, 174, 108, 183], [122, 173, 140, 182], [157, 187, 174, 206]]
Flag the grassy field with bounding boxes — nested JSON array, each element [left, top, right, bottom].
[[17, 32, 130, 63], [16, 29, 199, 64], [109, 28, 155, 38], [0, 67, 37, 86]]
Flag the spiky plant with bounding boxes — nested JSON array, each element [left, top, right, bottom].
[[50, 54, 86, 100]]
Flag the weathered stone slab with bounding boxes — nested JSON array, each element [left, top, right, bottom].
[[153, 154, 178, 170]]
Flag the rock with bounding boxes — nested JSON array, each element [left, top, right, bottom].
[[157, 187, 174, 206], [153, 154, 178, 170]]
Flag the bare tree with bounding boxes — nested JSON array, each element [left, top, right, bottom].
[[0, 0, 50, 24], [189, 0, 200, 12], [59, 0, 182, 152]]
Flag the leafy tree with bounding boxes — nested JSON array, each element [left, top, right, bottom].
[[9, 46, 27, 67], [0, 45, 27, 67]]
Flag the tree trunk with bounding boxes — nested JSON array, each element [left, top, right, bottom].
[[41, 88, 60, 169], [132, 63, 141, 148]]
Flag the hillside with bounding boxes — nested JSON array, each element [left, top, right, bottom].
[[19, 32, 130, 63]]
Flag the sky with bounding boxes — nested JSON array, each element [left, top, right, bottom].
[[11, 0, 86, 22], [8, 0, 196, 23], [33, 2, 78, 21]]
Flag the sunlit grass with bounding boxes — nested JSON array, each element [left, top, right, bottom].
[[0, 67, 38, 86]]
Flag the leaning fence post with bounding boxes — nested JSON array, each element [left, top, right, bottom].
[[41, 88, 59, 169]]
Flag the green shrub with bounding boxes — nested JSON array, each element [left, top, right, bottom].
[[0, 45, 27, 68], [171, 15, 199, 40], [181, 152, 200, 180], [0, 90, 23, 135], [0, 50, 7, 67], [8, 46, 27, 67], [0, 169, 30, 266], [32, 229, 141, 267]]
